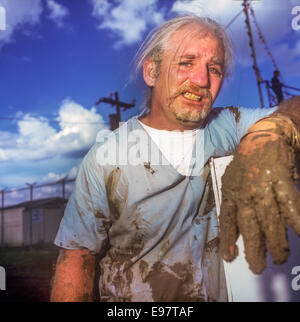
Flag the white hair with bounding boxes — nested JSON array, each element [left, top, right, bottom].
[[135, 14, 233, 79]]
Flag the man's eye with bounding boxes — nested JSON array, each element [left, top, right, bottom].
[[209, 67, 222, 76], [179, 61, 192, 67]]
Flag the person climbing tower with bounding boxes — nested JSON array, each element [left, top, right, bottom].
[[271, 70, 284, 104]]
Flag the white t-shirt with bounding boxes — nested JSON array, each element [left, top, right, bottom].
[[138, 120, 199, 176]]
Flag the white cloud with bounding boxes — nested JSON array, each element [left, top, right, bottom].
[[171, 0, 244, 18], [0, 0, 70, 49], [91, 0, 111, 16], [0, 98, 109, 162], [0, 131, 18, 148], [41, 172, 63, 182], [17, 114, 56, 147], [41, 166, 79, 183], [0, 0, 42, 48], [46, 0, 69, 28], [90, 0, 164, 47]]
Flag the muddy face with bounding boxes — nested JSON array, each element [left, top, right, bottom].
[[167, 84, 213, 124], [143, 25, 224, 131]]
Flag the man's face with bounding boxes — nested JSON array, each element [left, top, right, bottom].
[[150, 25, 225, 130]]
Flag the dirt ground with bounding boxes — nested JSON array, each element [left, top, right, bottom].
[[0, 244, 59, 302]]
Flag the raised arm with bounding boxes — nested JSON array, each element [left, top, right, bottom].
[[219, 96, 300, 274], [50, 248, 96, 302]]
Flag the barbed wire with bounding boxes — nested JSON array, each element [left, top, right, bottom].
[[1, 177, 77, 209], [1, 177, 76, 194]]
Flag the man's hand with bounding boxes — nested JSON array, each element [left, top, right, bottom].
[[219, 99, 300, 274]]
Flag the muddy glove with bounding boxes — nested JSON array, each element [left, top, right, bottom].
[[219, 106, 300, 274]]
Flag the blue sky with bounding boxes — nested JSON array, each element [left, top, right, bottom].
[[0, 0, 300, 205]]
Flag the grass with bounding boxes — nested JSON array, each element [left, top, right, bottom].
[[0, 244, 59, 302]]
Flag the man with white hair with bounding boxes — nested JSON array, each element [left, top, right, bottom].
[[50, 15, 300, 302]]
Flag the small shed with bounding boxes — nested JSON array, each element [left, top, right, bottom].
[[0, 197, 66, 247]]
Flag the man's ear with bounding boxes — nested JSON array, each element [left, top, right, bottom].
[[143, 58, 157, 87]]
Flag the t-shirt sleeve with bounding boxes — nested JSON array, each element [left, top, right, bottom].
[[206, 106, 278, 154], [236, 106, 278, 142], [54, 143, 111, 256]]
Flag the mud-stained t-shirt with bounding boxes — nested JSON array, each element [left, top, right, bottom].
[[54, 106, 276, 302]]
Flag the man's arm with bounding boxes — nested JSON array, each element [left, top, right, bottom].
[[219, 96, 300, 274], [50, 248, 96, 302]]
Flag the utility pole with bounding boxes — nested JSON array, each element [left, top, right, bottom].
[[95, 91, 136, 131], [242, 0, 264, 108]]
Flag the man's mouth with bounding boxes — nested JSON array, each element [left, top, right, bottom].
[[182, 92, 203, 102]]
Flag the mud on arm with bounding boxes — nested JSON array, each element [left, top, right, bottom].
[[219, 96, 300, 274], [50, 248, 96, 302]]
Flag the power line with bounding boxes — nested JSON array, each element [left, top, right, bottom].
[[225, 9, 243, 29], [0, 116, 107, 125]]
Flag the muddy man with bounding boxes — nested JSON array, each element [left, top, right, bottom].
[[50, 15, 300, 302]]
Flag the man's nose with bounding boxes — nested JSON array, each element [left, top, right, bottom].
[[189, 65, 210, 88]]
